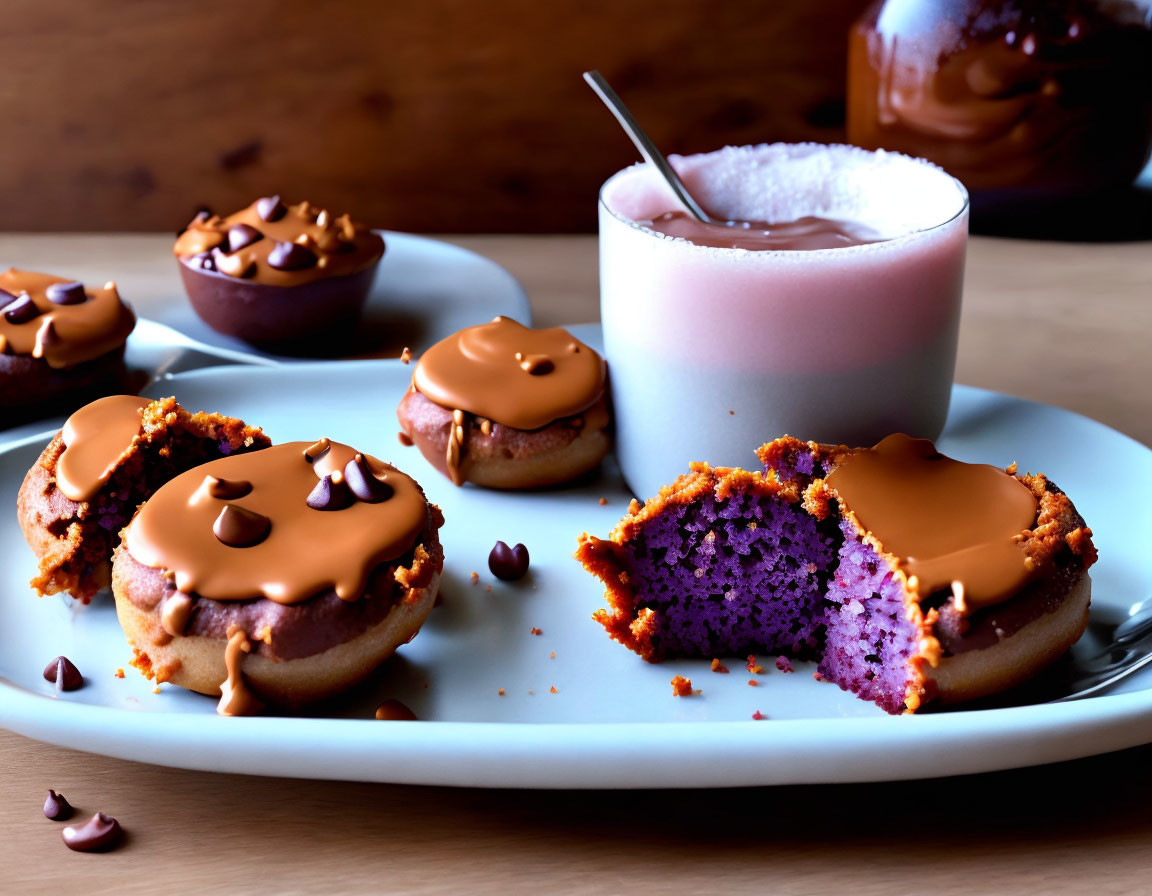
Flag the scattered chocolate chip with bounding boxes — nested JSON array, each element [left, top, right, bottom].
[[227, 223, 263, 253], [303, 438, 331, 463], [516, 353, 554, 375], [267, 240, 318, 271], [43, 790, 74, 821], [375, 699, 417, 721], [488, 541, 530, 581], [205, 475, 252, 500], [4, 295, 39, 325], [61, 812, 122, 852], [35, 319, 60, 353], [255, 195, 286, 222], [0, 288, 17, 309], [306, 471, 354, 511], [45, 281, 87, 305], [212, 504, 271, 548], [344, 454, 394, 503], [43, 656, 83, 692]]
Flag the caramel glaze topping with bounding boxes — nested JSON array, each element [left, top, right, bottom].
[[825, 434, 1039, 611], [217, 625, 263, 717], [125, 441, 428, 603], [173, 197, 385, 287], [0, 269, 135, 369], [412, 316, 607, 431], [57, 395, 150, 502]]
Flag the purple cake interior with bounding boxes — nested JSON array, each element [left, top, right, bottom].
[[616, 446, 922, 714]]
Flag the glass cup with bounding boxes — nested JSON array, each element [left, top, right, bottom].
[[598, 142, 969, 500]]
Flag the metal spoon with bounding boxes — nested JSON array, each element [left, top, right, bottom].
[[1050, 596, 1152, 702], [582, 70, 717, 225]]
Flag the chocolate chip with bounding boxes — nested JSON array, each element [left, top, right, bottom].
[[488, 541, 530, 580], [205, 475, 252, 500], [3, 295, 39, 325], [61, 812, 122, 852], [518, 353, 554, 375], [227, 223, 263, 253], [303, 438, 331, 463], [0, 288, 20, 309], [45, 281, 87, 305], [344, 454, 394, 503], [192, 251, 217, 272], [212, 504, 271, 548], [255, 195, 286, 222], [306, 472, 354, 511], [43, 790, 74, 821], [43, 656, 83, 691], [267, 240, 318, 271], [374, 699, 417, 721]]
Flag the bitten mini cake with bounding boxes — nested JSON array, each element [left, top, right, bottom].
[[18, 395, 269, 603], [0, 269, 136, 417], [577, 435, 1096, 713], [111, 440, 444, 713], [397, 316, 611, 488], [173, 196, 385, 345]]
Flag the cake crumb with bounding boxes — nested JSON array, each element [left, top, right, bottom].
[[498, 688, 505, 696], [747, 679, 759, 687], [598, 497, 607, 506], [752, 710, 766, 720], [746, 655, 764, 675], [152, 686, 162, 694], [114, 668, 125, 679], [710, 658, 730, 674], [549, 686, 558, 694], [400, 346, 412, 364], [485, 585, 492, 593], [775, 656, 794, 673], [671, 675, 699, 697], [813, 671, 826, 682], [528, 689, 535, 695], [530, 627, 542, 636], [550, 651, 556, 659], [470, 571, 479, 585], [728, 410, 735, 415]]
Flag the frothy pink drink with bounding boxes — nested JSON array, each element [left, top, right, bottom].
[[598, 143, 969, 500]]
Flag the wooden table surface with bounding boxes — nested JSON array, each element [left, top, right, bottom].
[[1, 233, 1150, 894]]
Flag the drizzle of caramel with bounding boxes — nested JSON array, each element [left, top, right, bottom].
[[0, 269, 135, 369], [825, 434, 1038, 610], [412, 316, 606, 430], [124, 441, 428, 604], [217, 625, 263, 716], [56, 395, 149, 502]]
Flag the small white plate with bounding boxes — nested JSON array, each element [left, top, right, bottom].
[[1, 331, 1150, 788], [157, 231, 531, 363]]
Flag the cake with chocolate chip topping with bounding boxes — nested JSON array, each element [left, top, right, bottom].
[[0, 269, 136, 419], [111, 439, 443, 713], [397, 316, 612, 488], [577, 435, 1096, 713], [173, 196, 385, 345], [17, 395, 269, 603]]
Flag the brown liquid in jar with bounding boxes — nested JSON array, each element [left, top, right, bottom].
[[847, 0, 1152, 232], [637, 211, 884, 250]]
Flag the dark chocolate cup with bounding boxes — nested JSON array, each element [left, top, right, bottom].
[[177, 257, 381, 347], [0, 347, 130, 423]]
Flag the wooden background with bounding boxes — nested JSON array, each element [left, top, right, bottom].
[[0, 0, 868, 233]]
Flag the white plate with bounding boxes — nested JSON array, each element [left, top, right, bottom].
[[156, 231, 531, 363], [1, 330, 1150, 788]]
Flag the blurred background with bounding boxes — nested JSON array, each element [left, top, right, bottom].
[[0, 0, 867, 233]]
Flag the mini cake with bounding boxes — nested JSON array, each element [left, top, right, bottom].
[[111, 439, 444, 713], [173, 197, 385, 345], [577, 435, 1097, 713], [397, 316, 611, 488], [18, 395, 269, 603], [0, 269, 136, 419]]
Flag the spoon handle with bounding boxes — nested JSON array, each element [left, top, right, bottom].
[[583, 70, 715, 225]]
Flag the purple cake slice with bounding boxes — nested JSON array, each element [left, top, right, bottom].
[[577, 435, 1097, 714]]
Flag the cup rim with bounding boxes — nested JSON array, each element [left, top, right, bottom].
[[598, 142, 971, 254]]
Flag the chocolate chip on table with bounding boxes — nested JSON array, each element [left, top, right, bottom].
[[3, 295, 39, 325], [45, 281, 87, 306], [42, 656, 83, 692], [488, 541, 530, 581], [61, 812, 122, 852], [267, 240, 318, 271], [255, 195, 287, 222], [344, 454, 394, 503], [226, 223, 263, 253], [307, 472, 354, 511], [212, 504, 271, 548], [43, 790, 74, 821]]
